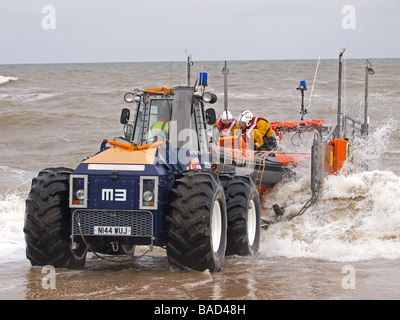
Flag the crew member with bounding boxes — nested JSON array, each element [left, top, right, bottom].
[[214, 110, 237, 136], [236, 109, 278, 151], [150, 105, 170, 141]]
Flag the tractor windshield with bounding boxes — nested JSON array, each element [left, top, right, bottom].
[[132, 98, 172, 145], [147, 99, 172, 142], [132, 102, 145, 144]]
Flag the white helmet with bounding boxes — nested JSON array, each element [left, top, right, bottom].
[[221, 110, 233, 125], [239, 110, 253, 127]]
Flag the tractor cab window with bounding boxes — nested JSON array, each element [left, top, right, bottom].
[[194, 101, 209, 155], [132, 98, 172, 145], [147, 99, 172, 142], [132, 102, 146, 144]]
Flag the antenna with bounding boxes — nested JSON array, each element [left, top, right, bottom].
[[336, 47, 346, 139], [222, 61, 229, 112], [185, 50, 194, 86], [170, 61, 173, 88], [296, 80, 307, 120], [363, 59, 375, 137], [307, 54, 321, 110]]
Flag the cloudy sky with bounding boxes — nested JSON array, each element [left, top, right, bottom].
[[1, 0, 399, 64]]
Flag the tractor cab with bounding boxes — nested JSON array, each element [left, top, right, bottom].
[[120, 86, 217, 169]]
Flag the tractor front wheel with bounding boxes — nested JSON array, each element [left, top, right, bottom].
[[166, 170, 227, 272], [220, 174, 261, 256], [24, 167, 87, 268]]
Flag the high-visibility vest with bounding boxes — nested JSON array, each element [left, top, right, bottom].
[[152, 120, 169, 133]]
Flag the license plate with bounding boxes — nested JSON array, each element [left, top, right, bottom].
[[93, 226, 131, 236]]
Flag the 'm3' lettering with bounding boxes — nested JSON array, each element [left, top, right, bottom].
[[101, 189, 126, 201]]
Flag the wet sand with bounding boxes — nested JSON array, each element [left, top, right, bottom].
[[2, 244, 400, 301]]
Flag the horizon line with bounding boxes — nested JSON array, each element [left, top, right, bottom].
[[1, 56, 399, 66]]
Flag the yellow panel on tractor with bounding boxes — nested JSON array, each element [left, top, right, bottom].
[[84, 146, 158, 165]]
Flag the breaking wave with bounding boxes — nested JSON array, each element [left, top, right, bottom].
[[0, 193, 25, 243], [0, 75, 18, 85], [260, 170, 400, 262], [260, 122, 400, 262], [0, 166, 34, 243]]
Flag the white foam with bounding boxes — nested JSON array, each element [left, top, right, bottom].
[[10, 92, 56, 102], [0, 242, 26, 264], [345, 120, 396, 173], [260, 132, 400, 262], [0, 193, 25, 243], [0, 75, 18, 85]]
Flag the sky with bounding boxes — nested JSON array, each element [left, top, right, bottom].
[[1, 0, 399, 64]]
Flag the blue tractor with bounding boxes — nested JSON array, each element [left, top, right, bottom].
[[24, 80, 261, 272]]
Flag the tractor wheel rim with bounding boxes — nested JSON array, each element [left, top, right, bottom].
[[211, 199, 222, 253], [248, 199, 257, 246]]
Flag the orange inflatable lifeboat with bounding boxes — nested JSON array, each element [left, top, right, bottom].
[[212, 135, 307, 190], [211, 119, 326, 191]]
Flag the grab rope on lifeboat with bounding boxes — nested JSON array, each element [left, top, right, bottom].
[[270, 119, 324, 135]]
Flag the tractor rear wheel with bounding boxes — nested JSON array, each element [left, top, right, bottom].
[[166, 170, 227, 272], [220, 174, 261, 256], [24, 167, 87, 268]]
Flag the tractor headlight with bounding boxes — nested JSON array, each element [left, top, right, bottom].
[[76, 189, 85, 200], [124, 92, 142, 104], [140, 176, 158, 210], [143, 190, 154, 202], [70, 175, 88, 208], [202, 92, 217, 104]]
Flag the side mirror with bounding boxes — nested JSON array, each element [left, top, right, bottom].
[[124, 124, 134, 141], [212, 125, 220, 145], [205, 108, 216, 125], [120, 108, 130, 124]]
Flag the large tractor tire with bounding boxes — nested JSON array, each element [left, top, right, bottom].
[[24, 167, 87, 268], [219, 174, 261, 256], [166, 170, 227, 272]]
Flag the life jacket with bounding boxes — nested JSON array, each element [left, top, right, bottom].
[[243, 117, 273, 141], [220, 128, 233, 137], [216, 117, 237, 136]]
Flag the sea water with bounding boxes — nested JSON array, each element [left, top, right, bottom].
[[0, 59, 399, 299]]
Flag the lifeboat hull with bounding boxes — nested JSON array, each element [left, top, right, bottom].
[[212, 144, 306, 188]]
